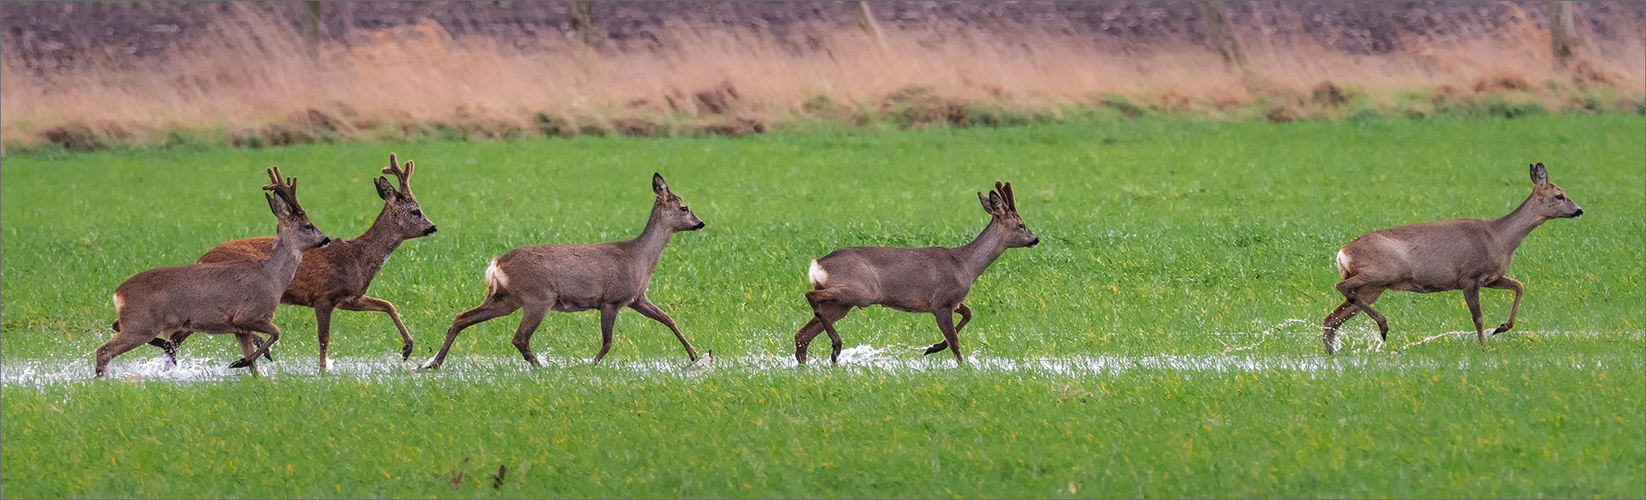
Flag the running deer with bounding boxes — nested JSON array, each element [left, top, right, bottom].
[[795, 181, 1038, 365], [153, 154, 437, 369], [1323, 162, 1583, 353], [97, 168, 332, 377], [418, 173, 705, 370]]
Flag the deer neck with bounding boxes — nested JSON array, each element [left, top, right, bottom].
[[1490, 194, 1548, 251], [355, 206, 407, 267], [630, 208, 675, 272], [264, 231, 307, 291], [955, 221, 1010, 283]]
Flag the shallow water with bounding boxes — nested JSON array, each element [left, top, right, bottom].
[[2, 329, 1620, 386]]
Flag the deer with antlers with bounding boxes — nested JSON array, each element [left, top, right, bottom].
[[97, 168, 331, 377], [795, 181, 1038, 365], [418, 173, 704, 370], [1323, 162, 1583, 353], [152, 154, 437, 370]]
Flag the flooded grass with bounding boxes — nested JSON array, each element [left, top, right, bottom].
[[2, 115, 1642, 496]]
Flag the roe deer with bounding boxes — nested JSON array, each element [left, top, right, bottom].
[[795, 181, 1038, 365], [97, 168, 332, 377], [1323, 162, 1582, 353], [154, 154, 437, 369], [418, 173, 705, 370]]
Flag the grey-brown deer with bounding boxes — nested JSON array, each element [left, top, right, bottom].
[[795, 181, 1038, 365], [418, 173, 704, 370], [152, 154, 437, 369], [1323, 162, 1582, 353], [97, 168, 332, 377]]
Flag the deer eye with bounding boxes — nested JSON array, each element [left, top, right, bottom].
[[678, 206, 689, 212], [304, 224, 315, 230], [1017, 223, 1026, 229], [410, 209, 423, 217], [1554, 194, 1566, 201]]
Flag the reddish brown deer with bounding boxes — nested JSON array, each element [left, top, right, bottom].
[[418, 173, 704, 370], [795, 181, 1038, 365], [97, 168, 332, 377], [153, 154, 437, 369], [1323, 162, 1583, 353]]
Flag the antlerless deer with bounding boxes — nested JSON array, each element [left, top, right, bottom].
[[1324, 162, 1583, 353], [419, 173, 705, 370], [796, 181, 1038, 365], [154, 154, 437, 370], [97, 168, 332, 377]]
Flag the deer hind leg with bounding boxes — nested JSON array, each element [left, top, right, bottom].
[[148, 332, 186, 368], [1462, 284, 1487, 349], [336, 295, 415, 360], [794, 298, 852, 365], [629, 295, 699, 362], [1335, 278, 1391, 341], [804, 289, 857, 365], [591, 305, 620, 364], [95, 323, 162, 377], [1483, 277, 1525, 335], [1321, 300, 1360, 354], [419, 291, 520, 371], [512, 301, 552, 367]]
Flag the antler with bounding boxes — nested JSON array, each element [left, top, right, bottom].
[[994, 181, 1016, 213], [382, 153, 414, 196], [262, 166, 305, 216]]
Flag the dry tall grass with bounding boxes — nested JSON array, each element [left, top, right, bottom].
[[2, 3, 1642, 149]]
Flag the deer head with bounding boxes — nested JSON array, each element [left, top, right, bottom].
[[264, 167, 331, 250], [1526, 162, 1584, 220], [652, 172, 706, 232], [978, 181, 1038, 248], [372, 153, 439, 238]]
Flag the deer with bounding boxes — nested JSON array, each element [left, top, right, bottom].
[[150, 154, 437, 370], [795, 181, 1039, 365], [96, 168, 332, 377], [417, 173, 705, 370], [1323, 162, 1583, 354]]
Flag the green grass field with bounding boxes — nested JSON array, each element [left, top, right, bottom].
[[3, 115, 1643, 497]]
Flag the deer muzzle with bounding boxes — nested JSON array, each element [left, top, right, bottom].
[[1026, 237, 1040, 247], [317, 237, 333, 248], [424, 226, 439, 236], [691, 221, 706, 231]]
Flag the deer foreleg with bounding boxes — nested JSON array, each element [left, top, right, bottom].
[[932, 309, 965, 365], [630, 296, 698, 362], [230, 321, 279, 370], [313, 299, 336, 372], [337, 295, 415, 360], [233, 333, 263, 378], [1484, 277, 1525, 335], [1463, 284, 1487, 349], [592, 306, 619, 364], [512, 304, 550, 367], [925, 303, 972, 355]]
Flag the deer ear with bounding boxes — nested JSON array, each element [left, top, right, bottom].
[[652, 172, 670, 196], [1530, 162, 1549, 185], [374, 177, 397, 201], [978, 191, 994, 214], [266, 192, 289, 216], [987, 190, 1005, 216]]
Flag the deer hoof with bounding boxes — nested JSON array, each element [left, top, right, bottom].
[[1491, 323, 1512, 335], [400, 344, 414, 360], [923, 342, 948, 355], [228, 358, 254, 369]]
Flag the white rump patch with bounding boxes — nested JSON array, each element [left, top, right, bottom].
[[485, 258, 509, 289], [807, 260, 828, 286], [111, 293, 124, 312], [1335, 249, 1351, 279]]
